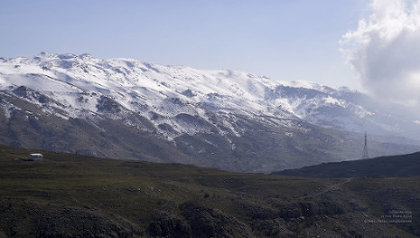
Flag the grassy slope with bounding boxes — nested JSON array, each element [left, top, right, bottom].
[[0, 144, 419, 237], [274, 152, 420, 178]]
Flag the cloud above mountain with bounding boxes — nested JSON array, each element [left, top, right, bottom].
[[341, 0, 420, 108]]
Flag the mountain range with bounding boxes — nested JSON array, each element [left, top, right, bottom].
[[0, 52, 419, 172]]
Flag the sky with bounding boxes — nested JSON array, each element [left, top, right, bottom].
[[341, 0, 420, 108], [1, 0, 420, 108], [0, 0, 367, 89]]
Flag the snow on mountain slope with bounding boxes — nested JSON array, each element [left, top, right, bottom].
[[0, 53, 294, 139], [0, 53, 281, 117], [1, 52, 418, 141]]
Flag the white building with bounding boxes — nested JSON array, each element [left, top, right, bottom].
[[29, 153, 43, 161]]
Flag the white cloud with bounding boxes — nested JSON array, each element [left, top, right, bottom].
[[340, 0, 420, 107]]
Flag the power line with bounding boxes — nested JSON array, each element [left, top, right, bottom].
[[362, 132, 369, 159]]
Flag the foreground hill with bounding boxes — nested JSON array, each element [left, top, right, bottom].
[[273, 152, 420, 178], [0, 144, 418, 237]]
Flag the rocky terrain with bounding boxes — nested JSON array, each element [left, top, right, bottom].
[[0, 144, 418, 237]]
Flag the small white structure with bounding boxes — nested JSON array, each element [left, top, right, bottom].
[[29, 153, 43, 161]]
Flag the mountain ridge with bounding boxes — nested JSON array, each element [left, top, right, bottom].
[[273, 151, 420, 178], [2, 52, 419, 139]]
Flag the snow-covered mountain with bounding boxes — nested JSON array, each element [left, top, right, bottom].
[[0, 53, 419, 172]]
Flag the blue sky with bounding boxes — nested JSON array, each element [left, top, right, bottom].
[[1, 0, 368, 89]]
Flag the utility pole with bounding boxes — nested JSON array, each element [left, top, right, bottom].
[[362, 132, 369, 159]]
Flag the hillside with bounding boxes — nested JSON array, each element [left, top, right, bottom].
[[273, 152, 420, 178], [0, 144, 418, 237], [1, 53, 420, 172]]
